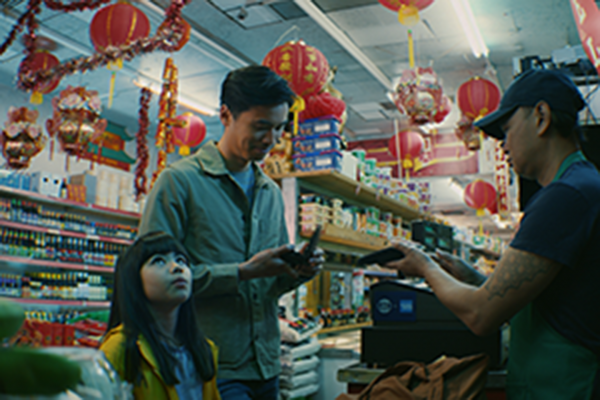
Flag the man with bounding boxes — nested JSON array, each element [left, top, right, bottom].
[[139, 66, 323, 400], [387, 69, 600, 399]]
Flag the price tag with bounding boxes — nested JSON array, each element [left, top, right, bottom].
[[48, 229, 60, 235], [87, 235, 100, 241]]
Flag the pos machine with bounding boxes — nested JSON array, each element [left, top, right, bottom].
[[361, 280, 503, 368]]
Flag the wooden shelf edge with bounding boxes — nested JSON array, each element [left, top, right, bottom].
[[3, 297, 110, 308], [0, 219, 134, 245], [0, 255, 115, 273], [318, 321, 372, 335], [300, 229, 385, 252], [268, 170, 424, 221], [0, 185, 140, 221]]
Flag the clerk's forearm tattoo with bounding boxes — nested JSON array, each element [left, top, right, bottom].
[[484, 252, 553, 301]]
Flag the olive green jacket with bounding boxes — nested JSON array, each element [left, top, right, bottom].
[[139, 141, 302, 380]]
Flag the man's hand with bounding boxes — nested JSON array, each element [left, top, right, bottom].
[[238, 245, 299, 280], [296, 244, 324, 279], [384, 241, 437, 278], [432, 249, 487, 286]]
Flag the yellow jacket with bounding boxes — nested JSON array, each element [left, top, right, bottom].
[[100, 324, 221, 400]]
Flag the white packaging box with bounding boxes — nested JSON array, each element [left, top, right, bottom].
[[31, 172, 63, 197], [340, 151, 358, 181]]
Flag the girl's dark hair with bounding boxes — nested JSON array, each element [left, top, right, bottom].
[[220, 65, 295, 118], [107, 231, 215, 385]]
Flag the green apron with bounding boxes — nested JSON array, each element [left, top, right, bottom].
[[507, 151, 599, 399]]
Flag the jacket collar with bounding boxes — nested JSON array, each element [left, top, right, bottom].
[[108, 324, 161, 373], [194, 141, 272, 189]]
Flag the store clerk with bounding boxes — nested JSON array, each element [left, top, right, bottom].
[[138, 65, 323, 400], [386, 69, 600, 399]]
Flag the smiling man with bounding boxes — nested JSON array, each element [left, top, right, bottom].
[[139, 66, 323, 400], [386, 70, 600, 399]]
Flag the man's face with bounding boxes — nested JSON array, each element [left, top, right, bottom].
[[500, 107, 538, 179], [221, 103, 289, 163]]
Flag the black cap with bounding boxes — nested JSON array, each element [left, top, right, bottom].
[[474, 69, 585, 139]]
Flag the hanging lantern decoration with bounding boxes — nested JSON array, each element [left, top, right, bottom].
[[464, 179, 497, 235], [89, 3, 151, 108], [172, 112, 206, 156], [300, 92, 346, 123], [45, 86, 107, 169], [158, 18, 191, 51], [378, 0, 434, 26], [457, 77, 501, 120], [20, 50, 61, 105], [464, 179, 497, 216], [1, 107, 45, 169], [392, 67, 445, 125], [388, 129, 425, 179], [262, 40, 330, 135]]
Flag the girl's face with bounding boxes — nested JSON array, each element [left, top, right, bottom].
[[140, 251, 192, 307]]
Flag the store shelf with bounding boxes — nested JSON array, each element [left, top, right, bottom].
[[318, 321, 372, 335], [3, 297, 110, 308], [269, 170, 423, 221], [0, 255, 115, 273], [0, 185, 140, 221], [0, 219, 134, 245], [300, 225, 387, 252]]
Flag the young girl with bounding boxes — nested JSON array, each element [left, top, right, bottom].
[[100, 231, 220, 400]]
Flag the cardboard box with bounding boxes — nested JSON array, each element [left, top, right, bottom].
[[69, 172, 97, 204]]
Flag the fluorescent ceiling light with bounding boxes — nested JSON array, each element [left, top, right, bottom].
[[449, 0, 488, 58], [293, 0, 392, 89], [133, 78, 218, 117]]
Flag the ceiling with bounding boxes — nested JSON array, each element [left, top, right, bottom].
[[0, 0, 590, 236]]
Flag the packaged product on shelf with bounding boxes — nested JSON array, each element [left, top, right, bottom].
[[69, 172, 97, 204], [298, 116, 340, 136], [292, 132, 343, 154], [31, 172, 64, 197], [293, 149, 343, 172]]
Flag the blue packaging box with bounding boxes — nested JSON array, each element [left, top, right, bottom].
[[292, 133, 343, 154], [299, 116, 340, 136], [293, 150, 342, 172]]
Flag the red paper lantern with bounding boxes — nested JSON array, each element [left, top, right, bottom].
[[90, 3, 151, 53], [464, 180, 497, 216], [172, 112, 206, 156], [379, 0, 434, 25], [388, 129, 424, 169], [262, 40, 330, 98], [378, 0, 434, 12], [158, 18, 191, 51], [22, 51, 61, 104], [300, 92, 346, 122], [457, 77, 501, 120]]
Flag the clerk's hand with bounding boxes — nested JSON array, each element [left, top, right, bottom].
[[238, 245, 299, 280], [384, 241, 437, 278], [432, 249, 487, 286], [297, 245, 324, 279]]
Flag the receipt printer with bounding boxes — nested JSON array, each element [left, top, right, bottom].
[[362, 280, 503, 367]]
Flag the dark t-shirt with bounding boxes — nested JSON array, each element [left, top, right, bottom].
[[510, 161, 600, 356]]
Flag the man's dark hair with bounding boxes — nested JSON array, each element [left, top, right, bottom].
[[107, 231, 215, 386], [220, 65, 295, 118], [521, 106, 584, 144]]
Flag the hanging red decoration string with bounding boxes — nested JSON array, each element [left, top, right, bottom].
[[135, 87, 152, 202], [151, 57, 182, 188], [7, 0, 190, 98]]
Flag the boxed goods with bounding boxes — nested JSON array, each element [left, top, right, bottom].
[[299, 116, 340, 136], [293, 150, 342, 172], [292, 133, 343, 154], [31, 171, 63, 197]]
